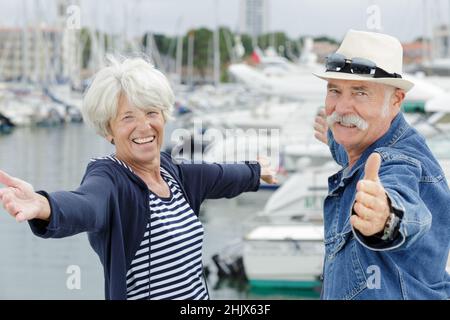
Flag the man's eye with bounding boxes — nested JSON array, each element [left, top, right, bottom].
[[356, 91, 367, 96]]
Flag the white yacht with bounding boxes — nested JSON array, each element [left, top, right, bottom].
[[242, 163, 337, 289], [243, 224, 324, 289]]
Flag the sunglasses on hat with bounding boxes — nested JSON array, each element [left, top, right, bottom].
[[325, 53, 402, 79]]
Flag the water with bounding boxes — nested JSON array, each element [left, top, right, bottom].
[[0, 124, 317, 299]]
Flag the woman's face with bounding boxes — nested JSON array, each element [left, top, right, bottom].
[[107, 94, 165, 167]]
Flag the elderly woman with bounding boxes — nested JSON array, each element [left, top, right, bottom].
[[0, 57, 276, 300]]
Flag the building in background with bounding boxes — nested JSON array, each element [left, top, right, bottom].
[[239, 0, 269, 46], [311, 40, 338, 63], [432, 24, 450, 60], [403, 24, 450, 76], [402, 40, 431, 66], [0, 0, 81, 85], [0, 26, 59, 83]]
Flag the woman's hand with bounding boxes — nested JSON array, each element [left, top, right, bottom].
[[0, 170, 51, 222], [257, 157, 278, 185], [314, 108, 328, 145]]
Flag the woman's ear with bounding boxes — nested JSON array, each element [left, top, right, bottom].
[[106, 122, 115, 145], [106, 134, 115, 145]]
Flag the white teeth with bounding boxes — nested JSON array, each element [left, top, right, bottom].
[[339, 122, 356, 128], [133, 136, 155, 144]]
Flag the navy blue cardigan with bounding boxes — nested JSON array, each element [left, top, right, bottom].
[[28, 152, 261, 300]]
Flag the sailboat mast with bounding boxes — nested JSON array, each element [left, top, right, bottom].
[[176, 34, 183, 84], [213, 0, 220, 87], [21, 0, 29, 83], [187, 31, 194, 86], [448, 0, 450, 57], [422, 0, 427, 62], [174, 17, 183, 85]]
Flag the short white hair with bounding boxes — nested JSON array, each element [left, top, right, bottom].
[[82, 56, 174, 138]]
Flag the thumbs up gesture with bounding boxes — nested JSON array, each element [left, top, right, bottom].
[[0, 170, 50, 222], [350, 153, 390, 236]]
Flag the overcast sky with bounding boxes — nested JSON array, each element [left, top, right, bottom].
[[0, 0, 449, 42]]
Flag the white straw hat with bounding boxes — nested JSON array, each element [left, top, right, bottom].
[[313, 29, 414, 92]]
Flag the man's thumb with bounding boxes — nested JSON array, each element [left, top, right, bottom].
[[364, 153, 381, 181]]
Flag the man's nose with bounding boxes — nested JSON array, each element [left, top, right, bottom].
[[334, 94, 354, 115]]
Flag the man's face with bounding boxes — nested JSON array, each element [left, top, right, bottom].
[[325, 79, 399, 157]]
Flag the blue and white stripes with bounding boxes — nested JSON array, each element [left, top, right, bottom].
[[120, 164, 208, 300]]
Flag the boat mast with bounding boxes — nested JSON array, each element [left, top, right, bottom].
[[422, 0, 429, 63], [21, 0, 29, 83], [187, 30, 194, 86], [175, 18, 183, 85], [213, 0, 220, 87], [448, 0, 450, 57]]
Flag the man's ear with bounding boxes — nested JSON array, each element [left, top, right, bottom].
[[392, 89, 405, 109]]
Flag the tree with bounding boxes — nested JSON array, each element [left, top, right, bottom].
[[240, 34, 254, 57], [256, 32, 291, 58], [142, 33, 175, 57], [80, 28, 91, 69], [312, 36, 339, 45], [180, 28, 213, 78]]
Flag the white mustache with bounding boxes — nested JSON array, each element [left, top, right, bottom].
[[326, 112, 368, 130]]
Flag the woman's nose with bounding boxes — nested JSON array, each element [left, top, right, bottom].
[[136, 114, 153, 128]]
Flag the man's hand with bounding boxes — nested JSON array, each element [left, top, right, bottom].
[[350, 153, 390, 236], [314, 109, 328, 145], [257, 157, 278, 185], [0, 170, 51, 222]]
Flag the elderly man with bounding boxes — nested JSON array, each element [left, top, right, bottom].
[[313, 30, 450, 299]]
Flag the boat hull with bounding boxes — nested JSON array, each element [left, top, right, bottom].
[[243, 225, 324, 289]]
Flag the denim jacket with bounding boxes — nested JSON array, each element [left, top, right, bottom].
[[322, 112, 450, 300]]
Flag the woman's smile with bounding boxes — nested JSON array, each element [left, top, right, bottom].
[[132, 136, 156, 145]]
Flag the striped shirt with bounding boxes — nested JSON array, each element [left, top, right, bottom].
[[102, 156, 208, 300]]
